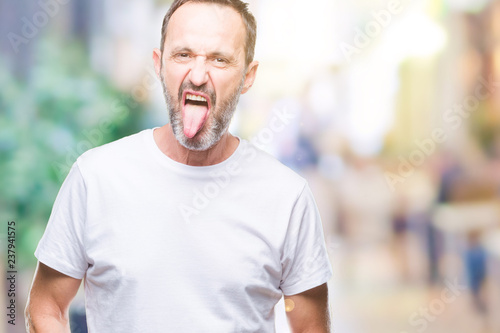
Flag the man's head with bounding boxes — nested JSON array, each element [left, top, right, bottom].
[[153, 0, 258, 151], [161, 0, 257, 67]]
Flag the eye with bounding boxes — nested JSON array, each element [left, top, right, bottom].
[[212, 57, 229, 67], [173, 53, 191, 62]]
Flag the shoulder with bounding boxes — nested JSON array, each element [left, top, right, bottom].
[[76, 129, 151, 175], [238, 140, 307, 193]]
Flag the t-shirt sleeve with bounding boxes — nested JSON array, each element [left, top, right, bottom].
[[35, 162, 89, 279], [280, 183, 333, 296]]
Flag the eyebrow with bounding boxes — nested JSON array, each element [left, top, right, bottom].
[[169, 47, 193, 55]]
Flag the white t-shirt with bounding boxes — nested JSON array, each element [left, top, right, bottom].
[[35, 129, 332, 332]]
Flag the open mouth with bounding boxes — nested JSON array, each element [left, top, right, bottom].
[[181, 91, 212, 139], [185, 93, 210, 108]]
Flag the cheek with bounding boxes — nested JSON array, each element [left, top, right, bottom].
[[163, 64, 189, 89], [211, 72, 243, 99]]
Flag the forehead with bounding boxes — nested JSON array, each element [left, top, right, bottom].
[[165, 3, 246, 55]]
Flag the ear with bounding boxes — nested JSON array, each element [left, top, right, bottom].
[[241, 61, 259, 94], [152, 48, 163, 79]]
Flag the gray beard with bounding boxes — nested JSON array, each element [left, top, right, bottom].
[[161, 75, 245, 152]]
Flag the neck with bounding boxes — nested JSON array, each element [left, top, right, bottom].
[[153, 124, 239, 166]]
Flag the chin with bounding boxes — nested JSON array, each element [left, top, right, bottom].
[[177, 128, 221, 152]]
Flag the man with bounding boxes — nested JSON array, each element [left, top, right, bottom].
[[25, 1, 333, 332]]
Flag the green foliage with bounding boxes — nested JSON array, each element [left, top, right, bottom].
[[0, 36, 145, 268]]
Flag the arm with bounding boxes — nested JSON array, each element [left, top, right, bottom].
[[25, 262, 82, 333], [285, 283, 331, 333]]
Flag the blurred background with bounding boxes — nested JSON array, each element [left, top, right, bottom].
[[2, 0, 500, 332]]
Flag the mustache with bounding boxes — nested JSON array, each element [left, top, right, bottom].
[[178, 81, 216, 107]]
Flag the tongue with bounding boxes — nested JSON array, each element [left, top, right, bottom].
[[183, 104, 209, 139]]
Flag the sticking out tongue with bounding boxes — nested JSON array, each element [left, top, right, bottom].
[[183, 103, 209, 139]]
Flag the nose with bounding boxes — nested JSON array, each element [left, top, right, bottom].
[[188, 56, 209, 87]]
